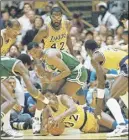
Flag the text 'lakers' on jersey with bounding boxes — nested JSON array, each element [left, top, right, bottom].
[[98, 48, 128, 70], [1, 29, 15, 56], [44, 20, 68, 51], [51, 95, 85, 129]]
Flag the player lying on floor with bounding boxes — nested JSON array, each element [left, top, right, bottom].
[[40, 92, 128, 136]]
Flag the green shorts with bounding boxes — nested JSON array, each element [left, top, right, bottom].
[[0, 56, 20, 80], [66, 64, 88, 86]]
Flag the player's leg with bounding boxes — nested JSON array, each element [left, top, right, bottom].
[[106, 75, 128, 137], [1, 82, 16, 119], [58, 67, 87, 104]]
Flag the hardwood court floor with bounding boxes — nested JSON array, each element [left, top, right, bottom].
[[14, 128, 128, 139]]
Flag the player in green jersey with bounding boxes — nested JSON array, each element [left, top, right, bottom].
[[0, 55, 50, 123], [28, 42, 88, 96]]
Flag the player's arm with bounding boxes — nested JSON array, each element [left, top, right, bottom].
[[59, 94, 77, 118], [66, 20, 74, 55], [34, 58, 52, 91], [14, 61, 49, 105], [91, 52, 106, 118], [33, 25, 48, 43], [41, 106, 51, 136], [51, 94, 77, 127], [46, 51, 71, 82]]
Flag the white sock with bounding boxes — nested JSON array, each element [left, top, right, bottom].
[[2, 110, 12, 130], [34, 109, 43, 121], [106, 98, 125, 125]]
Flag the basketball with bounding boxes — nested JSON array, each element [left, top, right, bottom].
[[48, 122, 65, 136]]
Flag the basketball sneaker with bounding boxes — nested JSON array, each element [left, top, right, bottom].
[[32, 117, 41, 135], [1, 129, 23, 138], [107, 124, 128, 137]]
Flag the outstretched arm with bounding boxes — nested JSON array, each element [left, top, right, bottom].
[[91, 52, 106, 118], [14, 61, 49, 105]]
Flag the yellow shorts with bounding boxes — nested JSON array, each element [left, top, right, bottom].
[[81, 112, 99, 133]]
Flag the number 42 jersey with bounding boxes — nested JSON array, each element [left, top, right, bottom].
[[43, 20, 69, 52]]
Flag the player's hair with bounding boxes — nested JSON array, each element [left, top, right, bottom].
[[6, 19, 20, 28], [85, 40, 99, 51], [51, 6, 62, 15], [27, 42, 39, 50], [85, 31, 93, 37], [17, 54, 32, 66]]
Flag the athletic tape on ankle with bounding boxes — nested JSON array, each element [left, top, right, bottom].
[[97, 88, 105, 99]]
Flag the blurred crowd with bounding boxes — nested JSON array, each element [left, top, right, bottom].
[[1, 1, 128, 130]]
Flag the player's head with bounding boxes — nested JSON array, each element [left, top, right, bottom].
[[6, 19, 21, 39], [17, 54, 32, 69], [27, 42, 42, 59], [45, 91, 58, 111], [50, 6, 62, 28], [84, 40, 99, 56]]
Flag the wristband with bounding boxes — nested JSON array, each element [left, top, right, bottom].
[[97, 88, 105, 99]]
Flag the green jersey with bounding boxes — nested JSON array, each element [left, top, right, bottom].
[[0, 56, 20, 80], [44, 49, 88, 86]]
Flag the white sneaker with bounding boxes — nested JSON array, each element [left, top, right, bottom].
[[2, 129, 23, 138], [32, 117, 41, 135], [107, 125, 128, 137]]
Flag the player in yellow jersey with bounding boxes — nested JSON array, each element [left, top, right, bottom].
[[33, 6, 74, 55], [1, 19, 21, 56], [40, 92, 122, 136], [84, 40, 128, 137]]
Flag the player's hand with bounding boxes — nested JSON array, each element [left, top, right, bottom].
[[40, 124, 49, 136], [94, 108, 102, 120], [49, 116, 62, 128]]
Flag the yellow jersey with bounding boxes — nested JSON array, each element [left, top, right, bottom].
[[50, 95, 99, 133], [97, 48, 128, 70], [44, 20, 68, 51], [1, 29, 15, 56]]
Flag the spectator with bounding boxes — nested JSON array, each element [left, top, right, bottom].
[[119, 11, 128, 30], [6, 44, 20, 58], [71, 12, 84, 33], [96, 2, 119, 31], [9, 6, 18, 19], [1, 10, 11, 29], [114, 25, 124, 43], [85, 31, 94, 41], [18, 3, 33, 38], [106, 35, 114, 46], [22, 16, 44, 47], [94, 36, 102, 48]]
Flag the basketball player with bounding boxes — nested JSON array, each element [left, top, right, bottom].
[[0, 55, 50, 137], [40, 92, 125, 136], [1, 19, 21, 56], [84, 40, 128, 137], [27, 42, 87, 134], [33, 6, 74, 55]]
